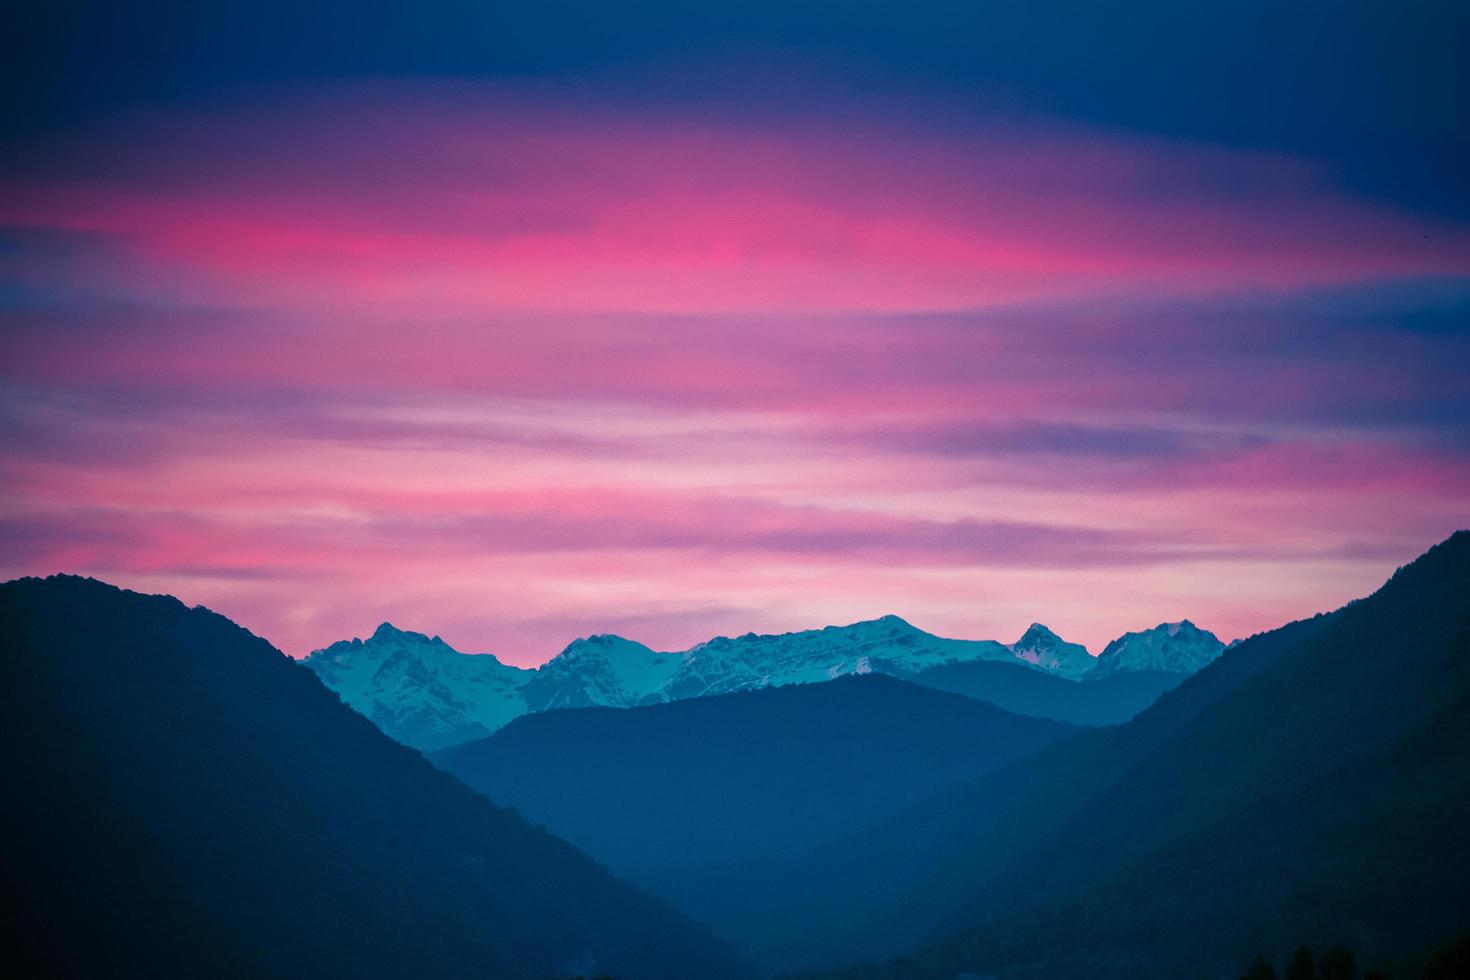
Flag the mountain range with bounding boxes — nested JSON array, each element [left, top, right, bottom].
[[810, 529, 1470, 980], [642, 612, 1338, 974], [6, 533, 1466, 980], [637, 533, 1470, 977], [878, 530, 1470, 980], [306, 614, 1227, 749]]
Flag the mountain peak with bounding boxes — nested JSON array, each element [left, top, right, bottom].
[[1017, 622, 1062, 644], [364, 621, 452, 648], [855, 614, 918, 632], [556, 633, 649, 658], [527, 634, 681, 712], [1011, 623, 1094, 678], [1094, 619, 1225, 677]]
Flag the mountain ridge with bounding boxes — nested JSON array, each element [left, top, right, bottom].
[[823, 530, 1470, 979], [306, 613, 1226, 749]]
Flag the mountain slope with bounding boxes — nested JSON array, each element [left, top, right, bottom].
[[902, 658, 1183, 725], [0, 576, 754, 980], [640, 612, 1331, 974], [435, 673, 1077, 876], [847, 531, 1470, 979]]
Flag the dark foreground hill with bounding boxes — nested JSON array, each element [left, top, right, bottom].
[[435, 673, 1076, 875], [833, 531, 1470, 979], [0, 575, 754, 980]]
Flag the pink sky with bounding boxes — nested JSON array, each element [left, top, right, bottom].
[[2, 86, 1468, 664]]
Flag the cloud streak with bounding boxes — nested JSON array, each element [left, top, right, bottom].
[[4, 89, 1468, 316], [1, 85, 1467, 660]]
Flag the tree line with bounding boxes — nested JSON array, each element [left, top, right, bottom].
[[1240, 935, 1470, 980]]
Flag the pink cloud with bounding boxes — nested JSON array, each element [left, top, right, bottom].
[[3, 88, 1468, 318], [1, 84, 1468, 660]]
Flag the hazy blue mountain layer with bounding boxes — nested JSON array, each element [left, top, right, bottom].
[[435, 673, 1077, 874], [829, 531, 1470, 979]]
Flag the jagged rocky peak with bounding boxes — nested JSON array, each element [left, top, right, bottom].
[[300, 622, 529, 751], [526, 634, 683, 712], [368, 621, 451, 647], [1009, 622, 1095, 679], [1094, 619, 1225, 677], [1146, 619, 1215, 643], [308, 621, 448, 664], [1014, 622, 1062, 646], [304, 607, 1229, 750]]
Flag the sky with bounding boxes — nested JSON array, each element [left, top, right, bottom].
[[2, 2, 1468, 665]]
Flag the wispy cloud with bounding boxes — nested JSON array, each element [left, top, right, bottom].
[[1, 86, 1467, 660]]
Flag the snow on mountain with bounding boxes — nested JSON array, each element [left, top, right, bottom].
[[304, 623, 531, 750], [1008, 623, 1096, 679], [306, 614, 1224, 749], [1090, 619, 1225, 677], [522, 634, 685, 711], [660, 615, 1016, 700]]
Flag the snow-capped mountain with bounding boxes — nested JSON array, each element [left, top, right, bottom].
[[305, 614, 1226, 749], [661, 615, 1017, 700], [521, 634, 683, 711], [1091, 620, 1225, 677], [304, 623, 530, 750], [1009, 623, 1095, 679]]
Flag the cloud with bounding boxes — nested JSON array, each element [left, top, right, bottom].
[[1, 85, 1468, 659], [3, 88, 1468, 318]]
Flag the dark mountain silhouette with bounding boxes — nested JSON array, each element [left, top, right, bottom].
[[827, 531, 1470, 979], [0, 575, 754, 980], [902, 658, 1183, 725], [434, 673, 1077, 876], [641, 609, 1333, 973]]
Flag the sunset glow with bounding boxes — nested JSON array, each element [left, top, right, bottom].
[[4, 81, 1467, 663]]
